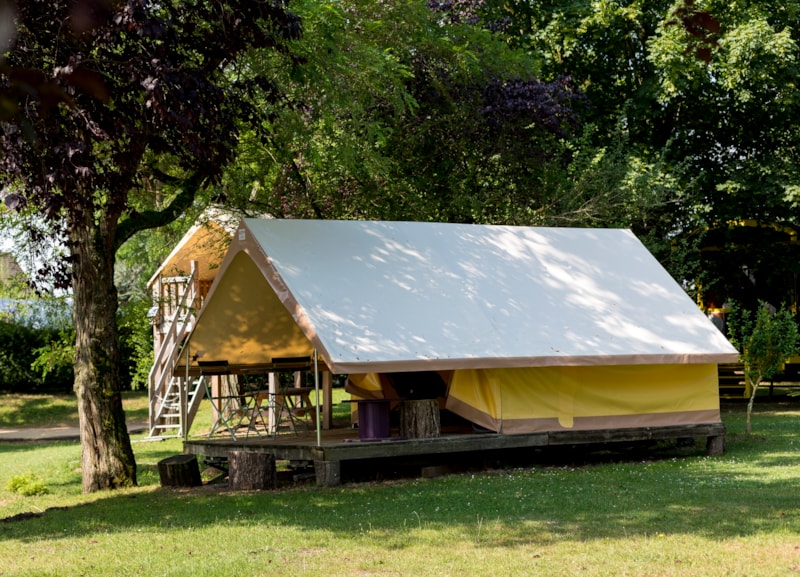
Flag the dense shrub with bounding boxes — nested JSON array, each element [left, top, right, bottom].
[[0, 295, 155, 393], [0, 318, 74, 393]]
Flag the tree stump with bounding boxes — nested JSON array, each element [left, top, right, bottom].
[[228, 450, 277, 491], [399, 399, 440, 439], [157, 454, 202, 487], [314, 459, 341, 486], [706, 434, 726, 456]]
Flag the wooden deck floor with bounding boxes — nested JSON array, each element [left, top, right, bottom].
[[183, 421, 726, 486]]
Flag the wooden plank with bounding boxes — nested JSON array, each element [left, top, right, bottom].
[[547, 423, 726, 446], [174, 360, 332, 377], [184, 423, 726, 473]]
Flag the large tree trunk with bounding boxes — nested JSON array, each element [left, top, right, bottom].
[[72, 214, 137, 493]]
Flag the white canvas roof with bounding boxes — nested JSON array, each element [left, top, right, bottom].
[[185, 218, 739, 373]]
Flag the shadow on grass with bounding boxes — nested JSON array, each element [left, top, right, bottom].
[[0, 390, 149, 428], [0, 440, 79, 454], [0, 394, 77, 427], [3, 401, 799, 548], [3, 436, 799, 548]]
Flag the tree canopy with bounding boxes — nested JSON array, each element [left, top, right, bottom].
[[5, 0, 800, 491], [1, 0, 301, 492]]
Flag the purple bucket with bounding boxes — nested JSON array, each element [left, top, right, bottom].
[[358, 400, 391, 440]]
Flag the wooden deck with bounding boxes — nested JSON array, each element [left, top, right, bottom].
[[184, 421, 727, 486]]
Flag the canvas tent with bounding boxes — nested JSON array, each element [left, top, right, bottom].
[[147, 212, 236, 349], [146, 211, 237, 294], [182, 218, 739, 435]]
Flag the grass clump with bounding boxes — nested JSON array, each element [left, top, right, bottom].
[[6, 472, 48, 496]]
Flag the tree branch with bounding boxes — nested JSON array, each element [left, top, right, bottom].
[[113, 172, 205, 253]]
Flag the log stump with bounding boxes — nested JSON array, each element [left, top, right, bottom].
[[157, 454, 202, 487], [314, 459, 341, 486], [228, 450, 277, 491], [400, 399, 440, 439], [706, 434, 726, 456]]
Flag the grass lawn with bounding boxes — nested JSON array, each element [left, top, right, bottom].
[[1, 393, 799, 576], [0, 390, 150, 428]]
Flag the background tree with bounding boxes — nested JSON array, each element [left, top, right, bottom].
[[470, 0, 800, 306], [649, 1, 800, 306], [221, 0, 657, 226], [727, 302, 799, 434], [0, 0, 301, 492]]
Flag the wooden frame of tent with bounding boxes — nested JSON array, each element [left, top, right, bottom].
[[183, 420, 726, 486]]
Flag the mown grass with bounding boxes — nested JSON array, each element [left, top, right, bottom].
[[0, 390, 150, 428], [1, 397, 799, 577]]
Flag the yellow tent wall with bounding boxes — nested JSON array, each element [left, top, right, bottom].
[[186, 251, 314, 366], [446, 363, 720, 434]]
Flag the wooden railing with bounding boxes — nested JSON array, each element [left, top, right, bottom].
[[148, 261, 200, 437]]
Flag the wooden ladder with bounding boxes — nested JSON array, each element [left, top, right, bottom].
[[147, 262, 204, 438], [148, 375, 206, 438]]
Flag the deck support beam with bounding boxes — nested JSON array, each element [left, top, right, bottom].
[[185, 422, 727, 487]]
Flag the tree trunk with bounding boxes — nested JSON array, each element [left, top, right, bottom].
[[746, 378, 761, 435], [744, 366, 763, 436], [228, 450, 277, 491], [399, 399, 440, 439], [71, 213, 137, 492]]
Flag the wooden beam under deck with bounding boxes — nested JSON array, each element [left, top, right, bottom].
[[183, 422, 726, 486]]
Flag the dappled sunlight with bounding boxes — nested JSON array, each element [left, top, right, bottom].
[[186, 219, 737, 373], [4, 403, 800, 577]]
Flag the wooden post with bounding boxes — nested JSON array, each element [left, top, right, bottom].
[[706, 434, 726, 456], [228, 450, 277, 491], [399, 399, 440, 439], [268, 372, 277, 433], [157, 454, 202, 487], [322, 371, 333, 430]]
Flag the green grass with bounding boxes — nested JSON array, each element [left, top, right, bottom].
[[1, 399, 799, 576], [0, 390, 150, 427]]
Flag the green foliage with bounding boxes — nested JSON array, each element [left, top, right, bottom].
[[0, 318, 73, 393], [727, 302, 799, 383], [473, 0, 800, 301], [6, 472, 48, 496], [30, 329, 75, 385], [726, 301, 799, 433], [117, 298, 154, 391], [225, 0, 605, 225]]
